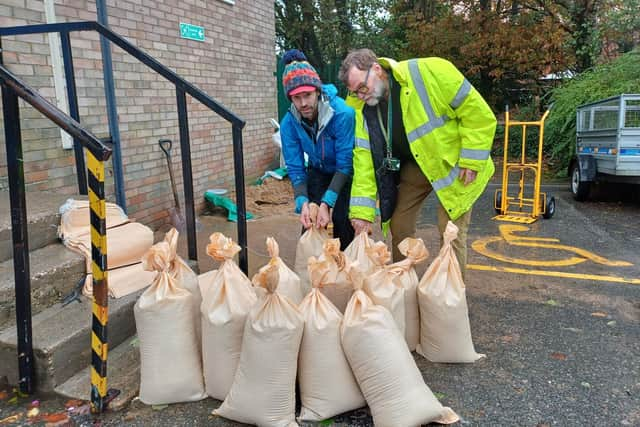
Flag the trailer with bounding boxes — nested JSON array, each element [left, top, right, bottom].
[[570, 94, 640, 200]]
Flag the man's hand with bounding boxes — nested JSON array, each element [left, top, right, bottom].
[[351, 218, 372, 235], [317, 203, 331, 228], [299, 202, 312, 229], [458, 168, 477, 186]]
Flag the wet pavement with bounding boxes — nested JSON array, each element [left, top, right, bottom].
[[1, 180, 639, 426]]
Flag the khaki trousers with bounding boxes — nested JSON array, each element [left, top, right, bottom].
[[390, 161, 472, 278]]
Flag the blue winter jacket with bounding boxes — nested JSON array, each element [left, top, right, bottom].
[[280, 84, 355, 209]]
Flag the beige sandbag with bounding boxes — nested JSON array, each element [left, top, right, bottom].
[[363, 264, 406, 337], [134, 240, 206, 405], [58, 198, 129, 240], [214, 262, 303, 427], [341, 267, 459, 427], [316, 239, 353, 313], [164, 228, 200, 304], [59, 199, 155, 298], [387, 237, 429, 351], [298, 257, 365, 421], [344, 232, 389, 275], [417, 221, 485, 363], [252, 237, 304, 304], [294, 203, 329, 295], [199, 232, 257, 400]]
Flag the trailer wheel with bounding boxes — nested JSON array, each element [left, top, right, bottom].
[[543, 195, 555, 219], [571, 163, 590, 201]]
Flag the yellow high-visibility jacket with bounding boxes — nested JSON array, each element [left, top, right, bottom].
[[348, 57, 496, 229]]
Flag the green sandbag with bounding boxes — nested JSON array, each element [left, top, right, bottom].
[[204, 191, 254, 222]]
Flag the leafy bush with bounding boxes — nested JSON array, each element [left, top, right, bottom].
[[545, 50, 640, 176]]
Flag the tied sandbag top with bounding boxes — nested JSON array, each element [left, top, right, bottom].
[[207, 232, 241, 261], [307, 256, 332, 289], [443, 221, 459, 246], [142, 241, 173, 272], [322, 239, 348, 270], [390, 237, 429, 273], [308, 202, 320, 225], [366, 241, 392, 267], [266, 236, 280, 259], [252, 260, 280, 294]]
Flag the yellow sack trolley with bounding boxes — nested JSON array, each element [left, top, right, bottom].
[[494, 107, 555, 223]]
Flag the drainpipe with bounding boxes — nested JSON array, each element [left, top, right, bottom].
[[43, 0, 73, 150], [96, 0, 127, 212]]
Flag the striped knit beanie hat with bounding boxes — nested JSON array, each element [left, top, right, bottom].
[[281, 49, 322, 98]]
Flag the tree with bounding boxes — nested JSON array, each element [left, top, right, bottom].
[[397, 0, 571, 108]]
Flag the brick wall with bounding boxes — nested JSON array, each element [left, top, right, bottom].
[[0, 0, 277, 229]]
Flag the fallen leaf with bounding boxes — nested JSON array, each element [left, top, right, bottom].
[[545, 299, 559, 306], [551, 352, 567, 360], [14, 388, 28, 398], [320, 419, 334, 426], [591, 312, 608, 317], [41, 413, 68, 422], [607, 321, 617, 327], [0, 391, 8, 400], [42, 412, 70, 427], [434, 392, 446, 400], [0, 414, 22, 425], [64, 399, 85, 409], [581, 382, 591, 388], [27, 407, 40, 418], [152, 404, 168, 411], [500, 335, 513, 343]]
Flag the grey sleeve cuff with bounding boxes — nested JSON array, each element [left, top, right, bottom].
[[328, 171, 350, 195], [293, 182, 308, 199]]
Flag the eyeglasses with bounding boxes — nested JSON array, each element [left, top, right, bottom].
[[348, 66, 373, 97]]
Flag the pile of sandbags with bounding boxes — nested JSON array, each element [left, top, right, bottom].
[[134, 223, 484, 424]]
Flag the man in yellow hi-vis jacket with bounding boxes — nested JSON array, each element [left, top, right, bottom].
[[338, 49, 496, 277]]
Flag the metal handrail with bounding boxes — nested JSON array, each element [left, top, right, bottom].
[[0, 21, 250, 272], [1, 63, 111, 411], [0, 65, 111, 160], [1, 21, 250, 413]]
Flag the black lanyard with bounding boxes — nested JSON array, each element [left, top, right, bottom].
[[376, 72, 395, 165]]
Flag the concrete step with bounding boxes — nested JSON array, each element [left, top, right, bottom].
[[55, 335, 141, 411], [0, 191, 81, 263], [0, 242, 85, 329], [0, 288, 143, 392]]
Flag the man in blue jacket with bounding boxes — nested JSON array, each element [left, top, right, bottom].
[[280, 49, 356, 249]]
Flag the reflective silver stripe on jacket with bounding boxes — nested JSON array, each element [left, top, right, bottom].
[[460, 148, 490, 161], [432, 165, 460, 192], [407, 59, 449, 143], [350, 196, 376, 209], [355, 137, 370, 150], [450, 79, 471, 109]]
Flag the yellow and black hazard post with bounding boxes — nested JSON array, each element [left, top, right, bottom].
[[87, 149, 109, 413]]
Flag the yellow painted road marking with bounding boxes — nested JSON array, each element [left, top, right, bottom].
[[472, 224, 633, 267], [468, 264, 640, 285]]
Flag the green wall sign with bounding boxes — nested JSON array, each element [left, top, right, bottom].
[[179, 23, 205, 42]]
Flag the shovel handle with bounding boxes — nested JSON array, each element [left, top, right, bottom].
[[159, 139, 172, 158]]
